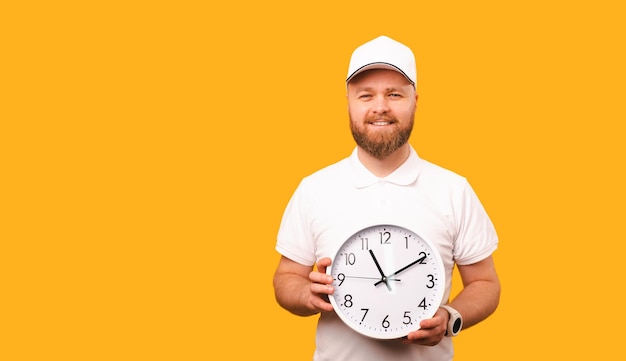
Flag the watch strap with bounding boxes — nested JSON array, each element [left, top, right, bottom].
[[441, 305, 463, 337]]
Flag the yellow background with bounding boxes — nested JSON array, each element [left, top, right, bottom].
[[2, 1, 624, 359]]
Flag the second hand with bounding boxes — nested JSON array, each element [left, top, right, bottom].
[[343, 275, 400, 281]]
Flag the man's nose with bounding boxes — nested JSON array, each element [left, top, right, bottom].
[[372, 96, 390, 114]]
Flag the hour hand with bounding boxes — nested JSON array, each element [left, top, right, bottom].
[[369, 250, 391, 290]]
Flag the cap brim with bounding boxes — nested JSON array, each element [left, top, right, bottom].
[[346, 62, 414, 85]]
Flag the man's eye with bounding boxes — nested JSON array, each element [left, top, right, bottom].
[[359, 94, 372, 99], [389, 93, 401, 98]]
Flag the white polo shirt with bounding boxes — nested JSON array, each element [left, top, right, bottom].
[[276, 146, 498, 361]]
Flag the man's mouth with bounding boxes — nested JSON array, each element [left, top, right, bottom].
[[370, 121, 393, 126]]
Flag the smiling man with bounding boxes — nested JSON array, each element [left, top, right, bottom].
[[348, 67, 416, 176], [273, 35, 500, 361], [346, 36, 417, 168]]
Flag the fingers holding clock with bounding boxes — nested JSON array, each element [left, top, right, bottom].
[[315, 257, 332, 275], [307, 289, 334, 313], [308, 257, 334, 312], [403, 308, 447, 346]]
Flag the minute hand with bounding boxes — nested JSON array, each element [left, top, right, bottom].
[[374, 254, 427, 286]]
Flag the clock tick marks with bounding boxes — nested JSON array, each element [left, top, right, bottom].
[[328, 224, 445, 339]]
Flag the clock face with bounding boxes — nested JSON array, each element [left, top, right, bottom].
[[327, 224, 445, 339]]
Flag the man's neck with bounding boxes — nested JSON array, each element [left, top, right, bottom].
[[357, 144, 411, 178]]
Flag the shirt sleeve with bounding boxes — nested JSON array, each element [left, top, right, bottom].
[[275, 179, 317, 267], [452, 181, 499, 265]]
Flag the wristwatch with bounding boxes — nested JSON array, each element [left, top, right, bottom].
[[440, 305, 463, 337]]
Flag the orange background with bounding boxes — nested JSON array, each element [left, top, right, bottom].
[[2, 1, 624, 359]]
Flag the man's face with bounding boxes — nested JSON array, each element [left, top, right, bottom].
[[347, 69, 418, 160]]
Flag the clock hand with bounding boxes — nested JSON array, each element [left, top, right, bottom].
[[369, 249, 392, 291], [343, 275, 400, 281], [374, 254, 428, 287]]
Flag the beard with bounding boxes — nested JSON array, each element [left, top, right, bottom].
[[350, 115, 414, 160]]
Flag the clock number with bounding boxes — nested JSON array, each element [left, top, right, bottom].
[[379, 231, 391, 245], [382, 315, 390, 329], [343, 294, 353, 308], [360, 237, 369, 250], [418, 297, 428, 310], [360, 308, 369, 322], [426, 274, 436, 288], [403, 311, 412, 325], [337, 273, 345, 286], [404, 236, 409, 249], [343, 252, 356, 266], [418, 251, 428, 264]]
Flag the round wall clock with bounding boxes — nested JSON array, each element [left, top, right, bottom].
[[327, 224, 445, 339]]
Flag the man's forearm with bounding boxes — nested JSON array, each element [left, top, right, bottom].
[[448, 279, 500, 329]]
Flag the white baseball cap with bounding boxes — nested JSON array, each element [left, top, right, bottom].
[[346, 35, 417, 87]]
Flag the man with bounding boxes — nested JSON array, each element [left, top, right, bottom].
[[273, 35, 500, 360]]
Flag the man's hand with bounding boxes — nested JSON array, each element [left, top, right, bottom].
[[273, 256, 334, 316], [308, 257, 334, 312], [402, 307, 448, 346]]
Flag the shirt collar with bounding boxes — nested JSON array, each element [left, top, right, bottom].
[[349, 146, 423, 188]]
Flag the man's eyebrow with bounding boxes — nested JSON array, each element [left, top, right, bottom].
[[354, 86, 404, 92]]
